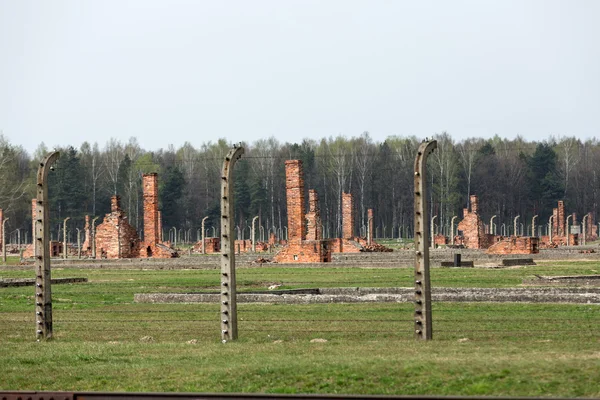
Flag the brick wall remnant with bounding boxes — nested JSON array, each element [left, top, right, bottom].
[[456, 195, 494, 249], [95, 195, 140, 259], [306, 189, 322, 241], [274, 160, 331, 263], [487, 236, 539, 254]]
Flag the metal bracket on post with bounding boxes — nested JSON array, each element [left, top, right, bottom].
[[35, 151, 60, 341], [413, 139, 436, 340], [220, 145, 244, 342]]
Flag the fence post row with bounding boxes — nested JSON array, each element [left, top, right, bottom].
[[35, 151, 60, 341], [413, 140, 436, 340], [220, 145, 244, 342]]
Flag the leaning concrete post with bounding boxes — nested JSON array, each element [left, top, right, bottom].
[[532, 215, 538, 237], [62, 217, 70, 259], [430, 215, 437, 249], [220, 144, 244, 342], [582, 214, 588, 246], [414, 139, 436, 340], [201, 216, 208, 254], [76, 228, 81, 259], [252, 216, 259, 252], [2, 217, 9, 263], [35, 151, 60, 341], [450, 216, 458, 245], [91, 216, 99, 259], [565, 214, 572, 246], [513, 215, 520, 237], [489, 215, 497, 235]]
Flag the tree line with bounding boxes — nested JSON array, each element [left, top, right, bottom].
[[0, 132, 598, 244]]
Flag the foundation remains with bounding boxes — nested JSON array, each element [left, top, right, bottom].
[[487, 236, 539, 255]]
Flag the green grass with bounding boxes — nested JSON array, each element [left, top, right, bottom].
[[1, 261, 599, 396]]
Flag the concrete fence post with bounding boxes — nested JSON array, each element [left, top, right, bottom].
[[414, 139, 436, 340], [220, 145, 244, 342], [490, 215, 497, 236], [513, 215, 520, 237], [2, 217, 9, 263], [582, 214, 588, 246], [35, 151, 60, 341], [549, 215, 554, 244], [565, 214, 572, 246], [76, 228, 81, 259], [63, 217, 70, 259], [91, 216, 99, 259], [430, 216, 437, 249], [252, 216, 259, 252], [532, 215, 538, 237], [201, 216, 209, 254], [450, 216, 458, 245]]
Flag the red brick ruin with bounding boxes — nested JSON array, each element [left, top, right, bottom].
[[95, 195, 140, 259], [273, 160, 331, 262], [329, 192, 364, 253], [139, 173, 177, 258], [88, 174, 178, 259], [457, 195, 495, 250], [453, 195, 539, 254]]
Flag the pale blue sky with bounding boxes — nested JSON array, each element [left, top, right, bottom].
[[1, 0, 599, 154]]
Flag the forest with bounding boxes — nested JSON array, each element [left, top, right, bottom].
[[0, 132, 597, 244]]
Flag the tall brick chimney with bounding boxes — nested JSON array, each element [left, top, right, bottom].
[[111, 195, 121, 213], [342, 192, 354, 239], [285, 160, 306, 243], [470, 195, 479, 214], [143, 173, 159, 245]]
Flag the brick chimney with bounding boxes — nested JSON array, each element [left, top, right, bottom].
[[342, 192, 354, 239], [470, 195, 478, 214], [111, 195, 121, 213], [143, 173, 159, 245], [285, 160, 306, 242]]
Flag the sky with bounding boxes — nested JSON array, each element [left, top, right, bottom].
[[1, 0, 599, 154]]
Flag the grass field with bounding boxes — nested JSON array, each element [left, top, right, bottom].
[[1, 260, 599, 397]]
